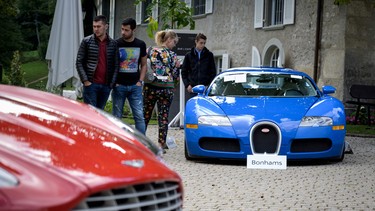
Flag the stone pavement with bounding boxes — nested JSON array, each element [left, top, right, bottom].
[[145, 126, 375, 210]]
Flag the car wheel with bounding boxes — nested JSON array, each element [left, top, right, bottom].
[[184, 140, 193, 160]]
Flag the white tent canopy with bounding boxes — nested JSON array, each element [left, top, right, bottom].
[[46, 0, 84, 95]]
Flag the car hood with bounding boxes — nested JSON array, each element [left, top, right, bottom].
[[210, 96, 318, 133], [0, 87, 180, 192]]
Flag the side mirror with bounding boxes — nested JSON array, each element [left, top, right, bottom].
[[322, 85, 336, 95], [192, 85, 206, 94]]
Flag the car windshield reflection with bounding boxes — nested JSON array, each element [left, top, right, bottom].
[[208, 72, 318, 97]]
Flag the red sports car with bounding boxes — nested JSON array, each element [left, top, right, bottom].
[[0, 84, 183, 210]]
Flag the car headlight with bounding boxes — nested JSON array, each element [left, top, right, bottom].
[[300, 116, 333, 127], [91, 106, 162, 156], [0, 167, 18, 187], [198, 115, 232, 126]]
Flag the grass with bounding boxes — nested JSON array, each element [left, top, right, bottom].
[[19, 56, 375, 136], [346, 124, 375, 136], [22, 60, 49, 89]]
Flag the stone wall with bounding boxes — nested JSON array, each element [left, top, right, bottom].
[[344, 0, 375, 101]]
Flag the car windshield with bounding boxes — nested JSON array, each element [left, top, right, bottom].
[[208, 72, 318, 97]]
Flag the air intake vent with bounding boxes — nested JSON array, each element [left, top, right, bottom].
[[73, 181, 182, 211]]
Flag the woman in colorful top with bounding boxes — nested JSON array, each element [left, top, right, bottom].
[[143, 30, 180, 152]]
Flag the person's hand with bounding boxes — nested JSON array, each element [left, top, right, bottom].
[[176, 59, 181, 68], [84, 81, 92, 86], [187, 85, 193, 93]]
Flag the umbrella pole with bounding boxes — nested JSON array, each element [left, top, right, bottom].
[[60, 82, 66, 96]]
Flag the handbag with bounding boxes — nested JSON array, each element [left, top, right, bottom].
[[144, 47, 155, 83]]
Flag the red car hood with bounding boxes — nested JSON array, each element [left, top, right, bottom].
[[0, 85, 180, 192]]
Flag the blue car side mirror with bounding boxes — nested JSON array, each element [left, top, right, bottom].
[[192, 85, 206, 94], [322, 85, 336, 95]]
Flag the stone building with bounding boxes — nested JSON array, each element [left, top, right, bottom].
[[89, 0, 375, 103]]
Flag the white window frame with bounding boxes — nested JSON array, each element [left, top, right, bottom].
[[185, 0, 213, 16], [136, 0, 158, 25], [254, 0, 294, 29], [213, 50, 229, 73], [262, 38, 285, 68]]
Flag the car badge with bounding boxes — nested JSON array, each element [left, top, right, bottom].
[[261, 128, 270, 133], [121, 160, 144, 168]]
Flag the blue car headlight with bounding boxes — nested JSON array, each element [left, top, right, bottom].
[[300, 116, 333, 127], [198, 115, 232, 126]]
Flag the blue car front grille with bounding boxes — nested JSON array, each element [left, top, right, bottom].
[[73, 181, 182, 211], [250, 122, 281, 154]]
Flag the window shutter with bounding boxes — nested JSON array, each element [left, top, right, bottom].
[[254, 0, 264, 28], [283, 0, 295, 25], [136, 3, 141, 25], [222, 54, 229, 72], [251, 46, 261, 67], [205, 0, 213, 14], [185, 0, 192, 8]]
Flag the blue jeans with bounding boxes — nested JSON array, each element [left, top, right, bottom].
[[83, 83, 111, 110], [112, 84, 146, 134]]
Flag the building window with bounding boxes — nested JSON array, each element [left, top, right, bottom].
[[268, 0, 284, 26], [136, 0, 158, 25], [185, 0, 213, 16], [141, 0, 152, 23], [215, 56, 223, 73], [254, 0, 294, 28], [261, 38, 285, 68], [193, 0, 206, 15], [270, 48, 280, 67], [213, 53, 229, 73]]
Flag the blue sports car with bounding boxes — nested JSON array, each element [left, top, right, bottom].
[[184, 67, 346, 161]]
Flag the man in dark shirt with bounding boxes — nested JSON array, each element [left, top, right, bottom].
[[112, 17, 147, 134], [182, 33, 216, 99], [76, 15, 118, 109]]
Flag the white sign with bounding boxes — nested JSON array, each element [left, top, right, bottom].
[[247, 155, 287, 169]]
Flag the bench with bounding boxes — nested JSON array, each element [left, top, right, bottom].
[[346, 84, 375, 125]]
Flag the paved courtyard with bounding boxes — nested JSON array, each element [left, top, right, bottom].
[[146, 126, 375, 210]]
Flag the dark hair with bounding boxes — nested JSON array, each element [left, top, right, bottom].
[[122, 17, 136, 30], [94, 15, 108, 24], [195, 33, 207, 41]]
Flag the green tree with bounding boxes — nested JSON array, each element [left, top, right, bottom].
[[17, 0, 56, 58], [9, 51, 26, 87], [135, 0, 195, 38], [0, 0, 23, 69]]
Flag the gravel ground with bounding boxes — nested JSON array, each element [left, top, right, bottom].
[[146, 126, 375, 211]]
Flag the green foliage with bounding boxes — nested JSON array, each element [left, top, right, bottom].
[[0, 0, 23, 70], [135, 0, 195, 38], [0, 74, 10, 85], [8, 51, 26, 87], [0, 0, 18, 17], [17, 0, 56, 58]]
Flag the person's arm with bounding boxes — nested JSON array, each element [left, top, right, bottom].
[[181, 54, 191, 88], [111, 44, 119, 88], [138, 55, 147, 85], [75, 39, 89, 85]]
